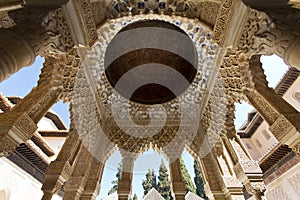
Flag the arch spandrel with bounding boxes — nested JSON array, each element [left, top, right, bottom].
[[90, 0, 222, 29]]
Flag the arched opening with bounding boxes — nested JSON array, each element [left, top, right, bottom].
[[97, 149, 122, 199], [132, 148, 169, 200], [182, 148, 209, 199], [260, 55, 289, 88], [234, 101, 254, 130]]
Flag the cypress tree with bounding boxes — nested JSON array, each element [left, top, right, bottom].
[[179, 157, 196, 194], [157, 160, 172, 200], [193, 160, 209, 200], [133, 193, 138, 200], [142, 169, 157, 196], [108, 162, 122, 195]]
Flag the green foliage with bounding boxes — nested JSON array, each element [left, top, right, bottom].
[[142, 169, 157, 196], [193, 160, 209, 200], [108, 162, 122, 195], [179, 157, 196, 194], [132, 193, 138, 200], [157, 160, 172, 200]]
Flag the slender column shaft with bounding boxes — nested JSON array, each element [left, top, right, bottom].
[[169, 158, 186, 200], [118, 153, 135, 200], [41, 128, 80, 200]]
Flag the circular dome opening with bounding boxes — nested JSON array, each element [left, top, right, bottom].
[[104, 20, 198, 105]]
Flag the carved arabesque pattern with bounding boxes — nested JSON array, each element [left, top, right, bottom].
[[104, 0, 220, 28], [237, 9, 298, 58], [0, 11, 15, 28], [213, 0, 233, 46], [8, 6, 75, 55]]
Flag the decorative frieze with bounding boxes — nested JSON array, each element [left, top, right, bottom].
[[270, 115, 294, 141], [72, 0, 98, 46], [0, 136, 18, 157], [213, 0, 233, 46]]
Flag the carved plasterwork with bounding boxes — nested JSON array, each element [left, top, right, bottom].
[[73, 0, 98, 46], [72, 13, 228, 163], [246, 90, 278, 124], [245, 181, 266, 198], [38, 52, 82, 102], [213, 0, 233, 46], [219, 50, 249, 103], [0, 11, 15, 28], [292, 142, 300, 156], [0, 136, 18, 157], [0, 112, 37, 140], [269, 114, 294, 141], [105, 0, 220, 28], [53, 8, 75, 52], [0, 112, 37, 156], [237, 9, 298, 57], [223, 176, 243, 188], [240, 161, 262, 174], [203, 152, 227, 193], [289, 0, 300, 9], [8, 7, 75, 55], [90, 0, 107, 26], [266, 185, 292, 200], [231, 139, 250, 162]]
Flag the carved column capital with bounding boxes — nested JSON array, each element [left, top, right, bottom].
[[9, 6, 75, 54], [289, 0, 300, 9], [244, 181, 266, 200], [233, 160, 265, 200], [212, 139, 224, 158], [0, 112, 37, 156], [0, 135, 18, 157], [213, 0, 300, 69], [0, 5, 78, 82], [292, 142, 300, 156]]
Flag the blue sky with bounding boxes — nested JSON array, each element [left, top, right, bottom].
[[0, 54, 288, 199], [234, 55, 289, 129], [0, 56, 71, 128]]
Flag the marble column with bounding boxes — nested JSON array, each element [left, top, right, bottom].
[[201, 152, 228, 200], [41, 126, 81, 200], [63, 146, 92, 200], [118, 152, 136, 200], [0, 25, 36, 82], [213, 141, 245, 200], [169, 158, 186, 200], [80, 159, 105, 200]]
